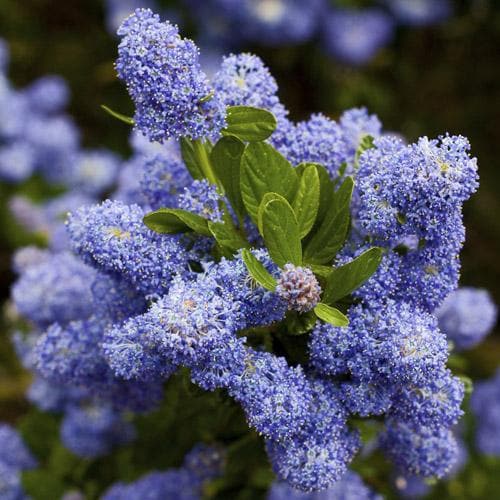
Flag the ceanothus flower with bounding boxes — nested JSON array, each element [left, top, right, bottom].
[[380, 420, 459, 478], [266, 378, 360, 491], [60, 404, 135, 458], [12, 246, 50, 275], [90, 273, 147, 324], [0, 142, 35, 183], [116, 8, 226, 141], [139, 150, 192, 210], [211, 0, 324, 45], [357, 134, 478, 245], [204, 249, 287, 328], [102, 443, 224, 499], [67, 199, 191, 297], [0, 461, 26, 500], [23, 75, 70, 114], [276, 264, 321, 313], [64, 149, 120, 196], [339, 107, 382, 162], [322, 8, 394, 66], [27, 377, 87, 413], [24, 115, 80, 181], [0, 425, 37, 470], [178, 179, 224, 222], [11, 252, 96, 327], [275, 114, 348, 179], [268, 470, 381, 499], [389, 368, 464, 430], [212, 52, 288, 124], [470, 368, 500, 456], [385, 0, 452, 26], [34, 318, 110, 386], [309, 301, 448, 386], [228, 350, 313, 441], [436, 287, 497, 350]]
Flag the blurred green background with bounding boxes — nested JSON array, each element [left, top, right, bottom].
[[0, 0, 499, 496]]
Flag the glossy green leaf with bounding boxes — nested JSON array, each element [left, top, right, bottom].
[[314, 303, 349, 327], [292, 164, 320, 238], [222, 106, 277, 142], [240, 142, 299, 223], [241, 248, 277, 291], [297, 163, 335, 228], [323, 247, 383, 304], [101, 104, 134, 125], [309, 264, 334, 279], [210, 136, 246, 219], [303, 176, 354, 265], [208, 221, 249, 255], [143, 208, 211, 236], [285, 310, 317, 335], [354, 134, 375, 168], [180, 137, 205, 180], [257, 192, 287, 236], [261, 197, 302, 267]]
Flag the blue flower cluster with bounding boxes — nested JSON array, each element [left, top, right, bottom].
[[0, 40, 120, 190], [0, 424, 36, 500], [116, 9, 226, 142], [5, 11, 482, 495], [471, 369, 500, 456], [436, 287, 497, 350], [268, 470, 381, 499], [102, 443, 225, 499]]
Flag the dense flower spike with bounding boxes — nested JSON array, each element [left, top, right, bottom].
[[268, 470, 381, 499], [102, 443, 225, 499], [178, 179, 224, 222], [60, 404, 135, 458], [212, 52, 288, 124], [276, 264, 321, 313], [11, 252, 96, 327], [229, 350, 313, 440], [116, 8, 226, 141], [436, 287, 497, 350], [380, 420, 459, 478], [0, 425, 36, 500], [67, 199, 191, 296]]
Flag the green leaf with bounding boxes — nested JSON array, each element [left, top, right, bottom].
[[303, 176, 354, 265], [458, 375, 474, 395], [297, 163, 335, 228], [285, 310, 317, 335], [101, 104, 134, 125], [261, 197, 302, 267], [144, 208, 211, 236], [323, 247, 383, 304], [257, 192, 287, 236], [240, 142, 299, 223], [222, 106, 277, 142], [309, 264, 334, 279], [208, 221, 249, 256], [210, 136, 246, 219], [22, 470, 66, 500], [314, 303, 349, 327], [292, 164, 320, 239], [354, 134, 375, 168], [180, 137, 205, 180], [241, 248, 277, 291]]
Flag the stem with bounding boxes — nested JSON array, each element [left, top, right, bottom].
[[192, 139, 218, 185]]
